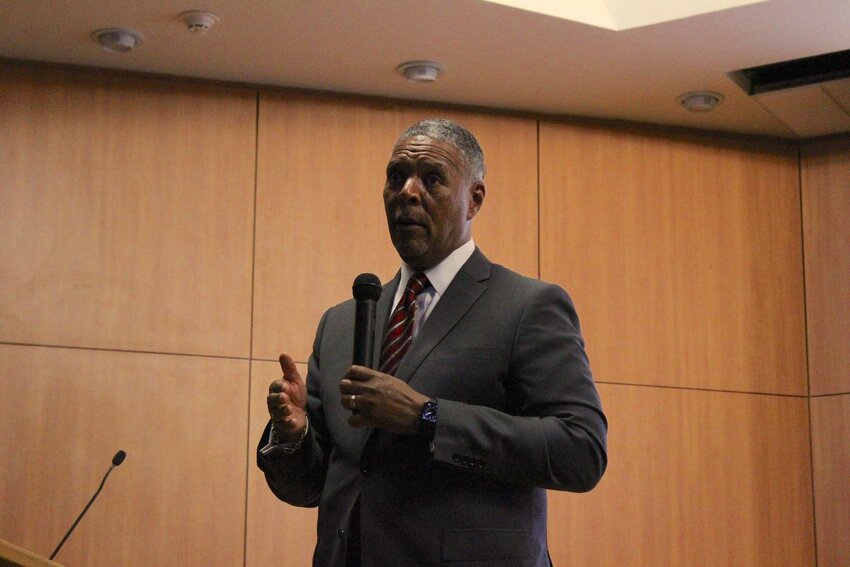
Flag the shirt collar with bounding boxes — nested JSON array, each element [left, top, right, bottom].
[[399, 238, 476, 298]]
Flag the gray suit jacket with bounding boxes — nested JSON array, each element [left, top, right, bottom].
[[258, 248, 607, 566]]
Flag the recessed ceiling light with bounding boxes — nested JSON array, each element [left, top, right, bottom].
[[91, 28, 144, 53], [678, 91, 724, 112], [397, 61, 445, 83]]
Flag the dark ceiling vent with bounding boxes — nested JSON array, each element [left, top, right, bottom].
[[730, 49, 850, 95]]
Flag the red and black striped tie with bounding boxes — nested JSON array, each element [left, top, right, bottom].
[[379, 272, 430, 376]]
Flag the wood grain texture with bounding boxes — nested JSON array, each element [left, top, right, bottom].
[[246, 360, 318, 567], [539, 122, 806, 394], [252, 93, 538, 361], [548, 383, 815, 567], [0, 344, 249, 567], [811, 394, 850, 567], [0, 64, 256, 358], [801, 137, 850, 396]]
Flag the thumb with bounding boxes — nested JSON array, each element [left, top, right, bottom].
[[279, 353, 302, 383]]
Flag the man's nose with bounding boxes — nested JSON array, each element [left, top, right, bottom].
[[400, 176, 423, 204]]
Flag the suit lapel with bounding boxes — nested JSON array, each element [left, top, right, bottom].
[[395, 248, 492, 382]]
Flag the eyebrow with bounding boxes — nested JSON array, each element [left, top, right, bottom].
[[386, 157, 450, 179]]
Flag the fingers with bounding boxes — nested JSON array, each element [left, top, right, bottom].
[[267, 385, 282, 410], [268, 363, 302, 420], [338, 366, 389, 412], [340, 391, 361, 413], [339, 367, 375, 402], [267, 389, 291, 419], [339, 375, 370, 414], [267, 379, 296, 406], [344, 365, 377, 382], [339, 378, 364, 395], [268, 389, 306, 435]]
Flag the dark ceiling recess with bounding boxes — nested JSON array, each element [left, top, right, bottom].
[[731, 48, 850, 94]]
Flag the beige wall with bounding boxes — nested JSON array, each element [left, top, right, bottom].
[[1, 62, 844, 566]]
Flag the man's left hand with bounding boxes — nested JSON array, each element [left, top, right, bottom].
[[339, 366, 429, 435]]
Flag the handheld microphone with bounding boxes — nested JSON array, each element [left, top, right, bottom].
[[50, 450, 127, 560], [352, 273, 382, 368]]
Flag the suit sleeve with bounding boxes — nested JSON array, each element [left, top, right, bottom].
[[256, 311, 331, 507], [430, 284, 608, 492]]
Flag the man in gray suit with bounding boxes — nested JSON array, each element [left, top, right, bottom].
[[258, 118, 607, 566]]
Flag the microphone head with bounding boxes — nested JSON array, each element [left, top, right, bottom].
[[112, 450, 127, 466], [352, 273, 382, 301]]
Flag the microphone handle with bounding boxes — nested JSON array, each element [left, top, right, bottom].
[[353, 298, 377, 368], [49, 464, 117, 560]]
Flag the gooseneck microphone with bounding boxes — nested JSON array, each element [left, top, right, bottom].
[[352, 273, 382, 368], [49, 450, 127, 560]]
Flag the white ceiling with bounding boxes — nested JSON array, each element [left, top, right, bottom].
[[482, 0, 772, 30], [1, 0, 849, 139]]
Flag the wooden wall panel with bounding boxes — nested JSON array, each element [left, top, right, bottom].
[[539, 123, 806, 394], [247, 360, 318, 567], [811, 394, 850, 567], [252, 94, 538, 362], [426, 111, 539, 280], [0, 64, 256, 358], [2, 62, 824, 567], [801, 137, 850, 396], [0, 344, 249, 566], [548, 383, 814, 567]]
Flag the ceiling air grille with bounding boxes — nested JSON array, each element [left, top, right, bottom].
[[731, 49, 850, 94]]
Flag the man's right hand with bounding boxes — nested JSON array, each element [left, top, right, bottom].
[[267, 353, 308, 442]]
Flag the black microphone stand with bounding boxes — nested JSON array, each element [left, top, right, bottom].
[[50, 451, 126, 560]]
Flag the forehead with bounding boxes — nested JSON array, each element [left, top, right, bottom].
[[389, 135, 466, 173]]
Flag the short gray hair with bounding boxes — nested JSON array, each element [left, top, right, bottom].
[[397, 118, 486, 182]]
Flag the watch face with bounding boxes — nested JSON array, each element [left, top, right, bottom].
[[421, 400, 438, 424], [419, 400, 438, 440]]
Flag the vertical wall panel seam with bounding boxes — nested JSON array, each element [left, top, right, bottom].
[[243, 89, 261, 567], [799, 143, 819, 567], [536, 120, 541, 280]]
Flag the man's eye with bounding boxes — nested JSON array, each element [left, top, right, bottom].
[[425, 174, 441, 187], [387, 171, 404, 185]]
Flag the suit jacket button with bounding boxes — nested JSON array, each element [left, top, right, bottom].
[[452, 453, 460, 462], [337, 529, 345, 539]]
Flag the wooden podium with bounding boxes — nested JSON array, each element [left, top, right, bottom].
[[0, 539, 63, 567]]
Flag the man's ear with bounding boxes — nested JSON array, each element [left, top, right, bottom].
[[467, 182, 486, 220]]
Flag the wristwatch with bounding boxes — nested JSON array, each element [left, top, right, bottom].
[[419, 399, 438, 440]]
